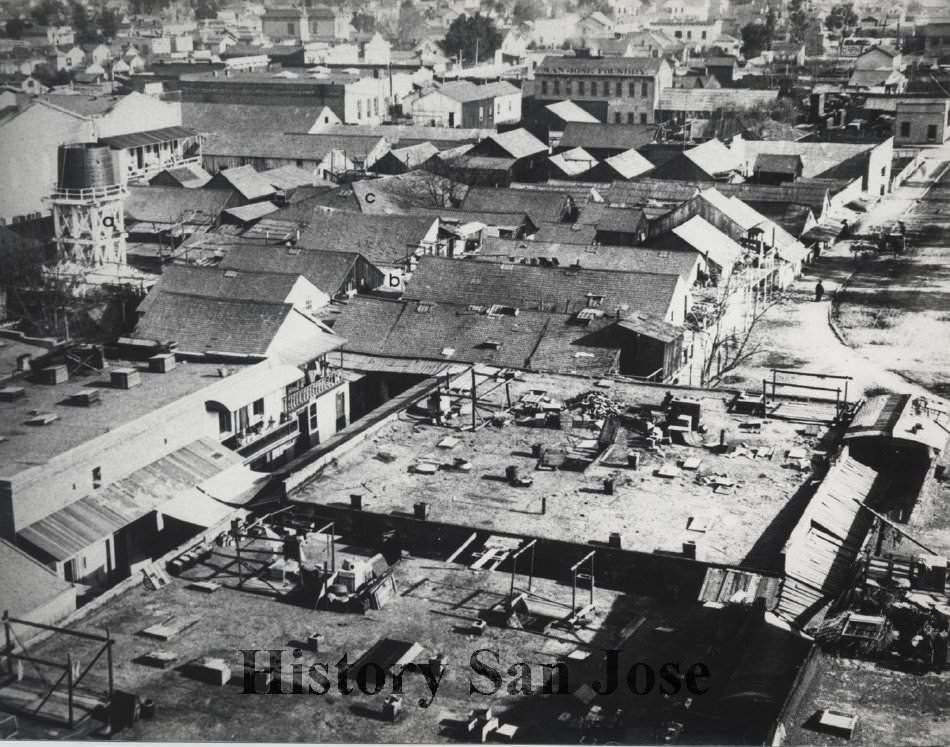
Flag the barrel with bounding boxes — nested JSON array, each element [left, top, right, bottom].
[[57, 143, 121, 190], [140, 698, 156, 719], [413, 501, 428, 520]]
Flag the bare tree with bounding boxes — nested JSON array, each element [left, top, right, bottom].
[[694, 261, 783, 387]]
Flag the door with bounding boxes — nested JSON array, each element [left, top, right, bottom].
[[448, 111, 455, 127]]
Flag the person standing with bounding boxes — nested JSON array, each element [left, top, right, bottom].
[[815, 280, 825, 302]]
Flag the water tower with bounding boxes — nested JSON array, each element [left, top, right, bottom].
[[47, 143, 127, 267]]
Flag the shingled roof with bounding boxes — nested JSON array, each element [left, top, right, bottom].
[[298, 210, 437, 266], [331, 295, 622, 375], [403, 255, 682, 319], [462, 186, 572, 224], [217, 243, 368, 296], [124, 186, 236, 226], [137, 264, 301, 314], [133, 293, 296, 356], [559, 123, 656, 152]]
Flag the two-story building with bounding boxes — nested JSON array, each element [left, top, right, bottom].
[[533, 54, 673, 124]]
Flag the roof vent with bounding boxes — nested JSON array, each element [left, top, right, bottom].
[[0, 386, 26, 402], [110, 367, 141, 389], [36, 365, 69, 385], [481, 340, 503, 350], [224, 270, 238, 278], [441, 347, 455, 358], [149, 353, 176, 373], [68, 389, 101, 407]]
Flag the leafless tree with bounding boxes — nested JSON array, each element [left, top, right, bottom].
[[695, 262, 784, 386]]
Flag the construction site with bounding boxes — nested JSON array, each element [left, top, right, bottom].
[[2, 362, 947, 744]]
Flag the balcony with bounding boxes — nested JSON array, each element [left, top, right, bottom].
[[48, 183, 126, 202], [284, 371, 344, 412], [233, 419, 299, 461]]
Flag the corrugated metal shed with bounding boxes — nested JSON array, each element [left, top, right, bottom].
[[775, 455, 878, 626], [18, 438, 242, 561]]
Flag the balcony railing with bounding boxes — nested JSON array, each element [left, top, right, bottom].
[[235, 419, 299, 459], [48, 183, 126, 202], [284, 372, 344, 412]]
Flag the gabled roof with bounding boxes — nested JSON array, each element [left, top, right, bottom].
[[218, 243, 366, 295], [133, 293, 295, 356], [202, 132, 388, 162], [298, 210, 437, 265], [603, 148, 654, 179], [478, 237, 701, 280], [484, 128, 548, 159], [549, 147, 599, 177], [260, 164, 322, 190], [683, 138, 741, 176], [607, 179, 700, 206], [559, 122, 656, 151], [331, 295, 624, 375], [595, 206, 646, 233], [403, 255, 682, 319], [544, 99, 600, 124], [753, 153, 803, 174], [462, 186, 570, 223], [213, 165, 278, 201], [671, 215, 744, 270], [182, 102, 328, 136], [431, 80, 492, 103], [124, 186, 235, 226], [384, 141, 440, 169], [137, 264, 301, 313], [149, 162, 213, 189]]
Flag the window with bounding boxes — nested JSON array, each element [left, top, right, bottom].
[[565, 80, 571, 95], [92, 466, 102, 488], [356, 100, 362, 119], [686, 30, 692, 39], [253, 398, 264, 416], [578, 80, 585, 95], [675, 29, 682, 38], [553, 79, 560, 95], [287, 22, 294, 34], [928, 124, 938, 142], [218, 409, 232, 434], [641, 82, 649, 97], [335, 391, 346, 430], [629, 81, 636, 97], [627, 112, 635, 123], [541, 79, 548, 95], [591, 80, 597, 96], [640, 112, 648, 124], [308, 402, 319, 436], [615, 112, 622, 123], [373, 97, 379, 116], [701, 30, 707, 39]]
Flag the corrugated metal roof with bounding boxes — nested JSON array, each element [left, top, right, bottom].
[[775, 455, 878, 626], [19, 438, 241, 561], [100, 125, 197, 149]]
